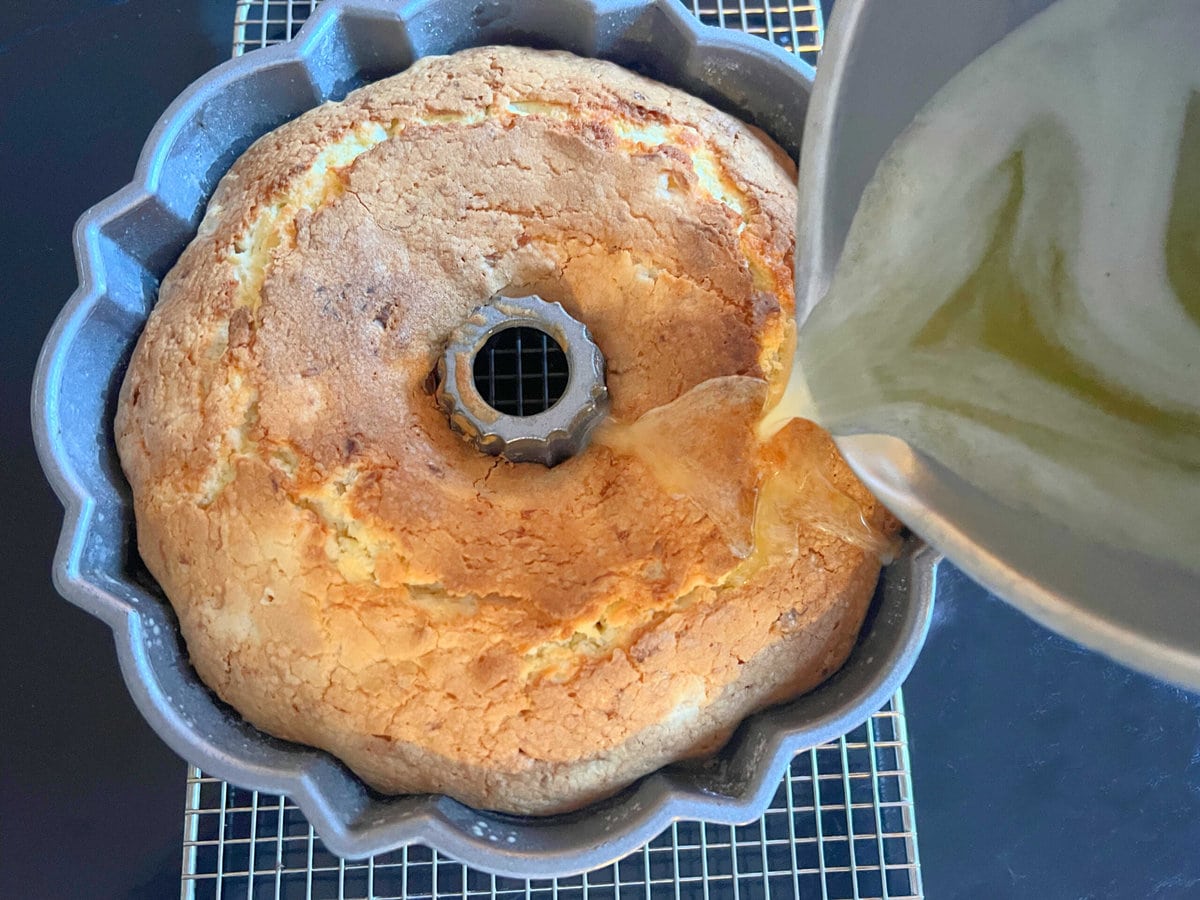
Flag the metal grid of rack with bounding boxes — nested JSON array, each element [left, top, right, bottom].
[[183, 695, 921, 899], [232, 1, 823, 65], [475, 327, 570, 416], [191, 2, 923, 897]]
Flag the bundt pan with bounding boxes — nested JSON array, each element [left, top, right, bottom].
[[32, 0, 937, 876]]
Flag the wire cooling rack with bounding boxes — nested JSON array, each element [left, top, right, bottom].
[[190, 2, 923, 897], [232, 1, 824, 65], [183, 696, 921, 899]]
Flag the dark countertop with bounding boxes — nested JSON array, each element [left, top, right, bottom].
[[2, 2, 1197, 897]]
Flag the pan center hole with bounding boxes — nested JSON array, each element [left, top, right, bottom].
[[472, 326, 569, 416]]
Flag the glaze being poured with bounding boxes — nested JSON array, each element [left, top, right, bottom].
[[769, 0, 1200, 574], [597, 376, 897, 565]]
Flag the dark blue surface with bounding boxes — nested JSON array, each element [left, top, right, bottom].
[[0, 2, 228, 898], [906, 565, 1200, 898], [1, 1, 1198, 897]]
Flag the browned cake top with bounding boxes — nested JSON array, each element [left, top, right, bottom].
[[115, 46, 896, 813]]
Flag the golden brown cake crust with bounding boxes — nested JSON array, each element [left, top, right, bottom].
[[115, 46, 896, 814]]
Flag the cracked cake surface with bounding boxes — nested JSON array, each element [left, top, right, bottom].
[[115, 46, 898, 814]]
